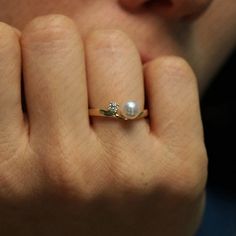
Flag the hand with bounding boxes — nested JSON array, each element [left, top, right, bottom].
[[0, 15, 207, 236]]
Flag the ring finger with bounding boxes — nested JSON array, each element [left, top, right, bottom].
[[85, 29, 147, 132]]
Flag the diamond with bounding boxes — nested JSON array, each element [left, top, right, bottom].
[[108, 101, 119, 114]]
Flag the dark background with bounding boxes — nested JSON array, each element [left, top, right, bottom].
[[197, 49, 236, 235]]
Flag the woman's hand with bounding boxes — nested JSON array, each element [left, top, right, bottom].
[[0, 15, 207, 236]]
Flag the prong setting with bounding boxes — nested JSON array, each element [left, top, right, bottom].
[[99, 101, 141, 120]]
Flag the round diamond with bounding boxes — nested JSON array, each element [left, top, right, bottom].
[[108, 102, 119, 114]]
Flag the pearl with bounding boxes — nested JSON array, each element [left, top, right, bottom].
[[122, 101, 139, 119]]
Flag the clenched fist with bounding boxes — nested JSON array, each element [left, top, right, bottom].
[[0, 14, 207, 236]]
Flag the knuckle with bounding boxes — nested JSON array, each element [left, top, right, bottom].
[[38, 144, 74, 185], [144, 55, 197, 84], [101, 144, 207, 198], [146, 55, 188, 71], [23, 14, 76, 34], [21, 14, 81, 48], [0, 158, 38, 202], [86, 29, 135, 53], [165, 154, 208, 201], [39, 156, 81, 198], [109, 161, 157, 194], [0, 22, 19, 50], [35, 140, 101, 200], [42, 160, 106, 201], [176, 168, 206, 200]]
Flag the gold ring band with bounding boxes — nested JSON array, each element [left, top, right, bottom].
[[89, 101, 148, 121], [89, 108, 148, 120]]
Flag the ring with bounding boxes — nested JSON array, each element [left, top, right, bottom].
[[89, 101, 148, 121]]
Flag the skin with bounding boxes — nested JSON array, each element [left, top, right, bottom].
[[0, 0, 235, 235]]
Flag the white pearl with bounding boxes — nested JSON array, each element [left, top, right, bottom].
[[122, 101, 139, 119]]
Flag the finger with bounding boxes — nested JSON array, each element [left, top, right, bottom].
[[0, 22, 25, 142], [144, 56, 204, 143], [21, 15, 90, 139], [85, 29, 147, 131]]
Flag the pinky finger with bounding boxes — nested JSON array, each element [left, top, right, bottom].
[[144, 56, 204, 142]]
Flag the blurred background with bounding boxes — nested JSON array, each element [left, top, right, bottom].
[[197, 50, 236, 235]]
